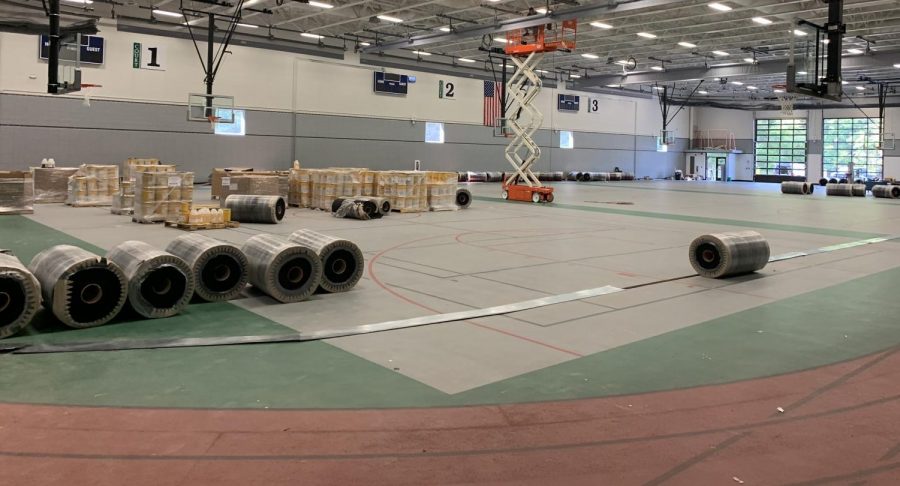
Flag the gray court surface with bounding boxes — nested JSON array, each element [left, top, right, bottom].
[[24, 180, 900, 394]]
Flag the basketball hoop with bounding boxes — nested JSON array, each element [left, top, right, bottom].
[[773, 84, 796, 116]]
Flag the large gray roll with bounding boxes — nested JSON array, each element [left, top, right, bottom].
[[851, 184, 867, 197], [593, 172, 610, 182], [781, 181, 808, 195], [622, 172, 635, 181], [873, 185, 900, 199], [241, 234, 323, 303], [370, 196, 391, 215], [826, 183, 854, 197], [288, 229, 364, 293], [485, 172, 504, 183], [28, 245, 127, 328], [806, 183, 815, 195], [106, 241, 194, 318], [224, 195, 286, 224], [609, 172, 623, 181], [566, 171, 579, 181], [456, 188, 472, 209], [0, 253, 40, 339], [689, 231, 770, 279], [165, 234, 249, 302]]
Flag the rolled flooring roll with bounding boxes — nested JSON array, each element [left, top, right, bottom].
[[609, 172, 623, 181], [242, 234, 323, 303], [689, 231, 770, 279], [826, 183, 854, 197], [566, 172, 579, 181], [106, 241, 194, 319], [28, 245, 127, 328], [781, 181, 807, 194], [819, 178, 828, 186], [165, 234, 249, 302], [0, 253, 41, 339], [225, 195, 286, 224], [873, 184, 900, 199], [288, 229, 364, 293], [851, 184, 867, 197], [594, 172, 610, 182], [807, 183, 815, 195], [456, 188, 472, 209]]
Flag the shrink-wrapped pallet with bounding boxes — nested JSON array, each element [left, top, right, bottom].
[[31, 167, 79, 203], [375, 171, 427, 212], [0, 171, 35, 215], [426, 171, 459, 211], [218, 174, 281, 201], [66, 164, 118, 207], [133, 171, 194, 223], [288, 168, 310, 207], [210, 168, 255, 199], [122, 157, 161, 180]]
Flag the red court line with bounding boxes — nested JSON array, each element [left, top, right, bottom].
[[366, 234, 583, 357]]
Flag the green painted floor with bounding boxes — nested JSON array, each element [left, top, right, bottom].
[[3, 183, 900, 409]]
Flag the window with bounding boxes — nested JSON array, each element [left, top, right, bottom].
[[425, 122, 444, 144], [754, 118, 807, 177], [823, 118, 883, 180], [214, 108, 246, 136], [560, 130, 574, 149]]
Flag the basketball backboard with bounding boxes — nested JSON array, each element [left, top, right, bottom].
[[50, 33, 84, 94], [187, 94, 235, 123], [787, 15, 844, 101]]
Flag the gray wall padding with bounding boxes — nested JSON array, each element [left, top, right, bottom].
[[0, 94, 686, 180]]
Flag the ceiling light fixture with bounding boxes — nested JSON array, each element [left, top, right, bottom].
[[590, 21, 613, 29], [698, 90, 709, 94], [747, 86, 758, 90], [678, 41, 697, 48], [651, 65, 665, 71], [743, 57, 756, 63], [797, 71, 808, 75], [773, 89, 785, 93], [412, 50, 431, 56], [301, 33, 323, 39], [793, 29, 808, 36], [153, 9, 183, 18], [751, 17, 773, 25], [581, 53, 600, 59], [570, 74, 581, 79], [855, 86, 866, 91], [731, 81, 744, 85], [63, 0, 93, 4], [606, 84, 622, 88], [708, 2, 732, 11], [535, 7, 547, 14], [359, 42, 371, 46], [846, 48, 863, 54], [439, 26, 450, 32], [894, 63, 900, 68], [308, 1, 334, 8], [712, 50, 728, 56], [236, 23, 258, 28], [637, 32, 657, 39], [377, 14, 403, 23], [458, 58, 476, 63]]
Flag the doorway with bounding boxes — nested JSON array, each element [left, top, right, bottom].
[[713, 156, 727, 181]]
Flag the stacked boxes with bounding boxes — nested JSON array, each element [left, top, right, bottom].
[[122, 158, 162, 180], [0, 171, 35, 215], [376, 171, 427, 212], [111, 179, 135, 215], [306, 168, 367, 210], [133, 171, 194, 223], [66, 164, 119, 207], [218, 174, 282, 203], [211, 169, 289, 200], [31, 167, 79, 203], [426, 171, 459, 211]]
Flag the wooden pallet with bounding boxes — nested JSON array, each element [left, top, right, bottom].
[[391, 208, 426, 213], [164, 221, 240, 231]]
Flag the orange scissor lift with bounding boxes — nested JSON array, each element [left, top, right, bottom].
[[500, 20, 577, 203]]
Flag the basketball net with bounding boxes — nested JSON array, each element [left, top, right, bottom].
[[776, 92, 797, 116]]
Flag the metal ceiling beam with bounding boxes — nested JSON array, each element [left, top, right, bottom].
[[573, 49, 900, 87], [360, 0, 687, 53]]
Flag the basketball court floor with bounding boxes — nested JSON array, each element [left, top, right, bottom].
[[1, 180, 900, 484]]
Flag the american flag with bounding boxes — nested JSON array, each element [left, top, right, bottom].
[[483, 80, 503, 127]]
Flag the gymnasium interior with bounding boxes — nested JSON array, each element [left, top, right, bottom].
[[0, 0, 899, 484]]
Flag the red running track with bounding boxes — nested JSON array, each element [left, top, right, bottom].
[[1, 348, 899, 485]]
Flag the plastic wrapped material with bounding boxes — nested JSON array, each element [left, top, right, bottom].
[[225, 195, 286, 224], [456, 188, 472, 209], [288, 168, 310, 207], [826, 183, 855, 197], [165, 234, 249, 302], [873, 185, 900, 199], [375, 171, 427, 212], [689, 231, 770, 279], [105, 241, 194, 318], [133, 171, 194, 223], [0, 252, 41, 339], [426, 171, 459, 211], [219, 174, 280, 201], [122, 158, 161, 180], [308, 169, 367, 210], [66, 164, 119, 207], [0, 171, 35, 214], [288, 229, 364, 293], [28, 245, 127, 328], [781, 181, 809, 195], [332, 198, 372, 220], [241, 234, 323, 303], [32, 167, 79, 203]]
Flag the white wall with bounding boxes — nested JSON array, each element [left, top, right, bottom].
[[1, 24, 687, 138]]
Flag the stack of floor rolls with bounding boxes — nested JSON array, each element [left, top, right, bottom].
[[166, 234, 249, 302], [242, 234, 323, 303], [288, 230, 364, 293], [826, 184, 866, 197], [0, 252, 41, 339], [28, 245, 127, 328], [689, 231, 770, 279], [873, 185, 900, 199], [106, 241, 194, 318], [224, 195, 286, 224]]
